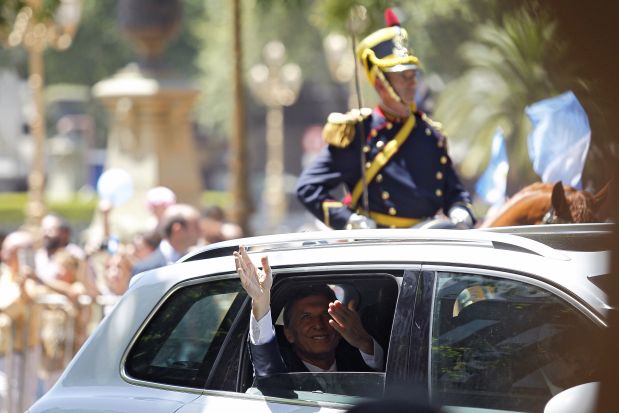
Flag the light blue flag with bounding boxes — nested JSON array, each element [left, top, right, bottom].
[[476, 128, 509, 206], [526, 91, 591, 189]]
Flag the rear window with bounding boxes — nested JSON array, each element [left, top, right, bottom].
[[125, 278, 245, 388]]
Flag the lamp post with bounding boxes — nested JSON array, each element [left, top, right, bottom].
[[6, 0, 81, 231], [323, 32, 356, 109], [248, 41, 302, 233]]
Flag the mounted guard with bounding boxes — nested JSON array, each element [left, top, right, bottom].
[[296, 8, 476, 229]]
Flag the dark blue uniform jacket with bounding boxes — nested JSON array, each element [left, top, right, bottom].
[[296, 107, 472, 229]]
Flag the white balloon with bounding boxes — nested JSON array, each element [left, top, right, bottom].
[[97, 168, 133, 207]]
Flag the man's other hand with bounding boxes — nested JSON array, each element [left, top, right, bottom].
[[234, 246, 272, 321], [327, 300, 374, 354]]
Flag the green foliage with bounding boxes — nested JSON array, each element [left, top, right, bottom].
[[434, 5, 571, 188], [0, 192, 97, 231], [0, 190, 232, 231], [193, 0, 330, 137], [0, 0, 60, 37]]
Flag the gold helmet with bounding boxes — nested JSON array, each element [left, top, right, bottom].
[[356, 8, 420, 86]]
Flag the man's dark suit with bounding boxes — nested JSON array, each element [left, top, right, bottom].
[[131, 248, 168, 276], [249, 333, 373, 378]]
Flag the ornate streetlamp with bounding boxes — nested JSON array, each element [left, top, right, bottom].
[[5, 0, 81, 231], [248, 41, 302, 233], [323, 32, 356, 108]]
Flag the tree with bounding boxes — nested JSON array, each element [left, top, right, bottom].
[[433, 6, 570, 190]]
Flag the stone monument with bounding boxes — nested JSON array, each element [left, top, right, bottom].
[[91, 0, 201, 239]]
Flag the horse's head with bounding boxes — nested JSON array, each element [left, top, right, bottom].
[[544, 181, 610, 224], [481, 181, 610, 228]]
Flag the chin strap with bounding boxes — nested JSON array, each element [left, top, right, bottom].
[[375, 69, 402, 104]]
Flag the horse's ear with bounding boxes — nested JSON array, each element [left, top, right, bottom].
[[593, 181, 611, 206], [593, 180, 612, 219], [551, 181, 573, 221]]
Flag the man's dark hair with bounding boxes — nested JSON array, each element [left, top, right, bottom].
[[282, 284, 336, 327]]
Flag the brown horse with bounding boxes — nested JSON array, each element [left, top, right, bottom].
[[479, 181, 610, 228]]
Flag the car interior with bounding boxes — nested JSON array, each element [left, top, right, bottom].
[[239, 271, 401, 399]]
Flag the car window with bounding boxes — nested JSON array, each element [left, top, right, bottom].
[[246, 274, 400, 405], [430, 272, 602, 412], [125, 278, 246, 389]]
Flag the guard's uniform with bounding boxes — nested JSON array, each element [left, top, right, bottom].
[[296, 106, 473, 229]]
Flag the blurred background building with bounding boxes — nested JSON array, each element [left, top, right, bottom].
[[0, 0, 616, 237]]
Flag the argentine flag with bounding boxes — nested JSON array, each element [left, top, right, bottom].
[[476, 128, 509, 206], [526, 91, 591, 189]]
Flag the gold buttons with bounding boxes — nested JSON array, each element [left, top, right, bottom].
[[437, 140, 444, 148], [381, 191, 390, 200], [386, 122, 393, 130], [436, 171, 443, 180], [370, 129, 378, 137], [388, 207, 397, 215], [425, 128, 432, 136], [365, 162, 371, 169], [440, 156, 448, 165], [376, 140, 385, 149], [376, 174, 383, 183], [363, 145, 370, 153], [435, 189, 443, 197]]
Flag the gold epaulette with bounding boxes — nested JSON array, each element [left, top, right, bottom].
[[421, 113, 446, 136], [322, 108, 372, 148]]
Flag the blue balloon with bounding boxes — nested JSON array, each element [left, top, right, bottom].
[[97, 168, 133, 207]]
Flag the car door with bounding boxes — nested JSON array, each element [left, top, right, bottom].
[[397, 267, 605, 412]]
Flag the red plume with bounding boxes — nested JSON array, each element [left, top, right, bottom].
[[384, 8, 400, 27]]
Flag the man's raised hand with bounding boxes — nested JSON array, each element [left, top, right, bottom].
[[327, 300, 374, 355], [234, 246, 272, 320]]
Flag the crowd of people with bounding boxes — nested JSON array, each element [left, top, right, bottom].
[[0, 186, 242, 413]]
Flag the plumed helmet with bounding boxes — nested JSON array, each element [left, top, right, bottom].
[[356, 8, 420, 85]]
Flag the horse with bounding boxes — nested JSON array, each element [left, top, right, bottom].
[[479, 181, 610, 228]]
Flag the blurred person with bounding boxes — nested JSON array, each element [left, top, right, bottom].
[[0, 231, 47, 413], [130, 229, 161, 261], [296, 9, 475, 230], [35, 214, 98, 298], [38, 249, 92, 393], [104, 249, 133, 297], [201, 205, 243, 244], [132, 203, 201, 275], [145, 186, 177, 231]]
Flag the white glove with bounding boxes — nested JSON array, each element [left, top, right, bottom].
[[448, 206, 475, 229], [346, 213, 377, 229]]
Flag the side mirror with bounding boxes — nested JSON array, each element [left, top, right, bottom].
[[544, 382, 599, 413]]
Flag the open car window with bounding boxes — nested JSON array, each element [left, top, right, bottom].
[[246, 273, 400, 405]]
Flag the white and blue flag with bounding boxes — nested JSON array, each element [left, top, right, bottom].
[[476, 127, 509, 206], [526, 91, 591, 189]]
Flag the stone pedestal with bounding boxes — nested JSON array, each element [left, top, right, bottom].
[[91, 63, 201, 238]]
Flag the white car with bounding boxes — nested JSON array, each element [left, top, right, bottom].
[[29, 224, 612, 413]]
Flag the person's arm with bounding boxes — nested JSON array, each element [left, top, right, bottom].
[[249, 309, 275, 345], [235, 247, 288, 378], [359, 339, 385, 371], [327, 300, 385, 371]]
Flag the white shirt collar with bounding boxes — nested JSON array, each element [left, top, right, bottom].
[[302, 360, 337, 372]]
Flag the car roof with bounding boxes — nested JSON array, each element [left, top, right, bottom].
[[121, 225, 602, 317]]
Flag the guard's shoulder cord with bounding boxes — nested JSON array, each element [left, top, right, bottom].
[[420, 112, 446, 136], [322, 108, 372, 148]]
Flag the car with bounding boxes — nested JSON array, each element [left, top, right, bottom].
[[28, 223, 613, 413]]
